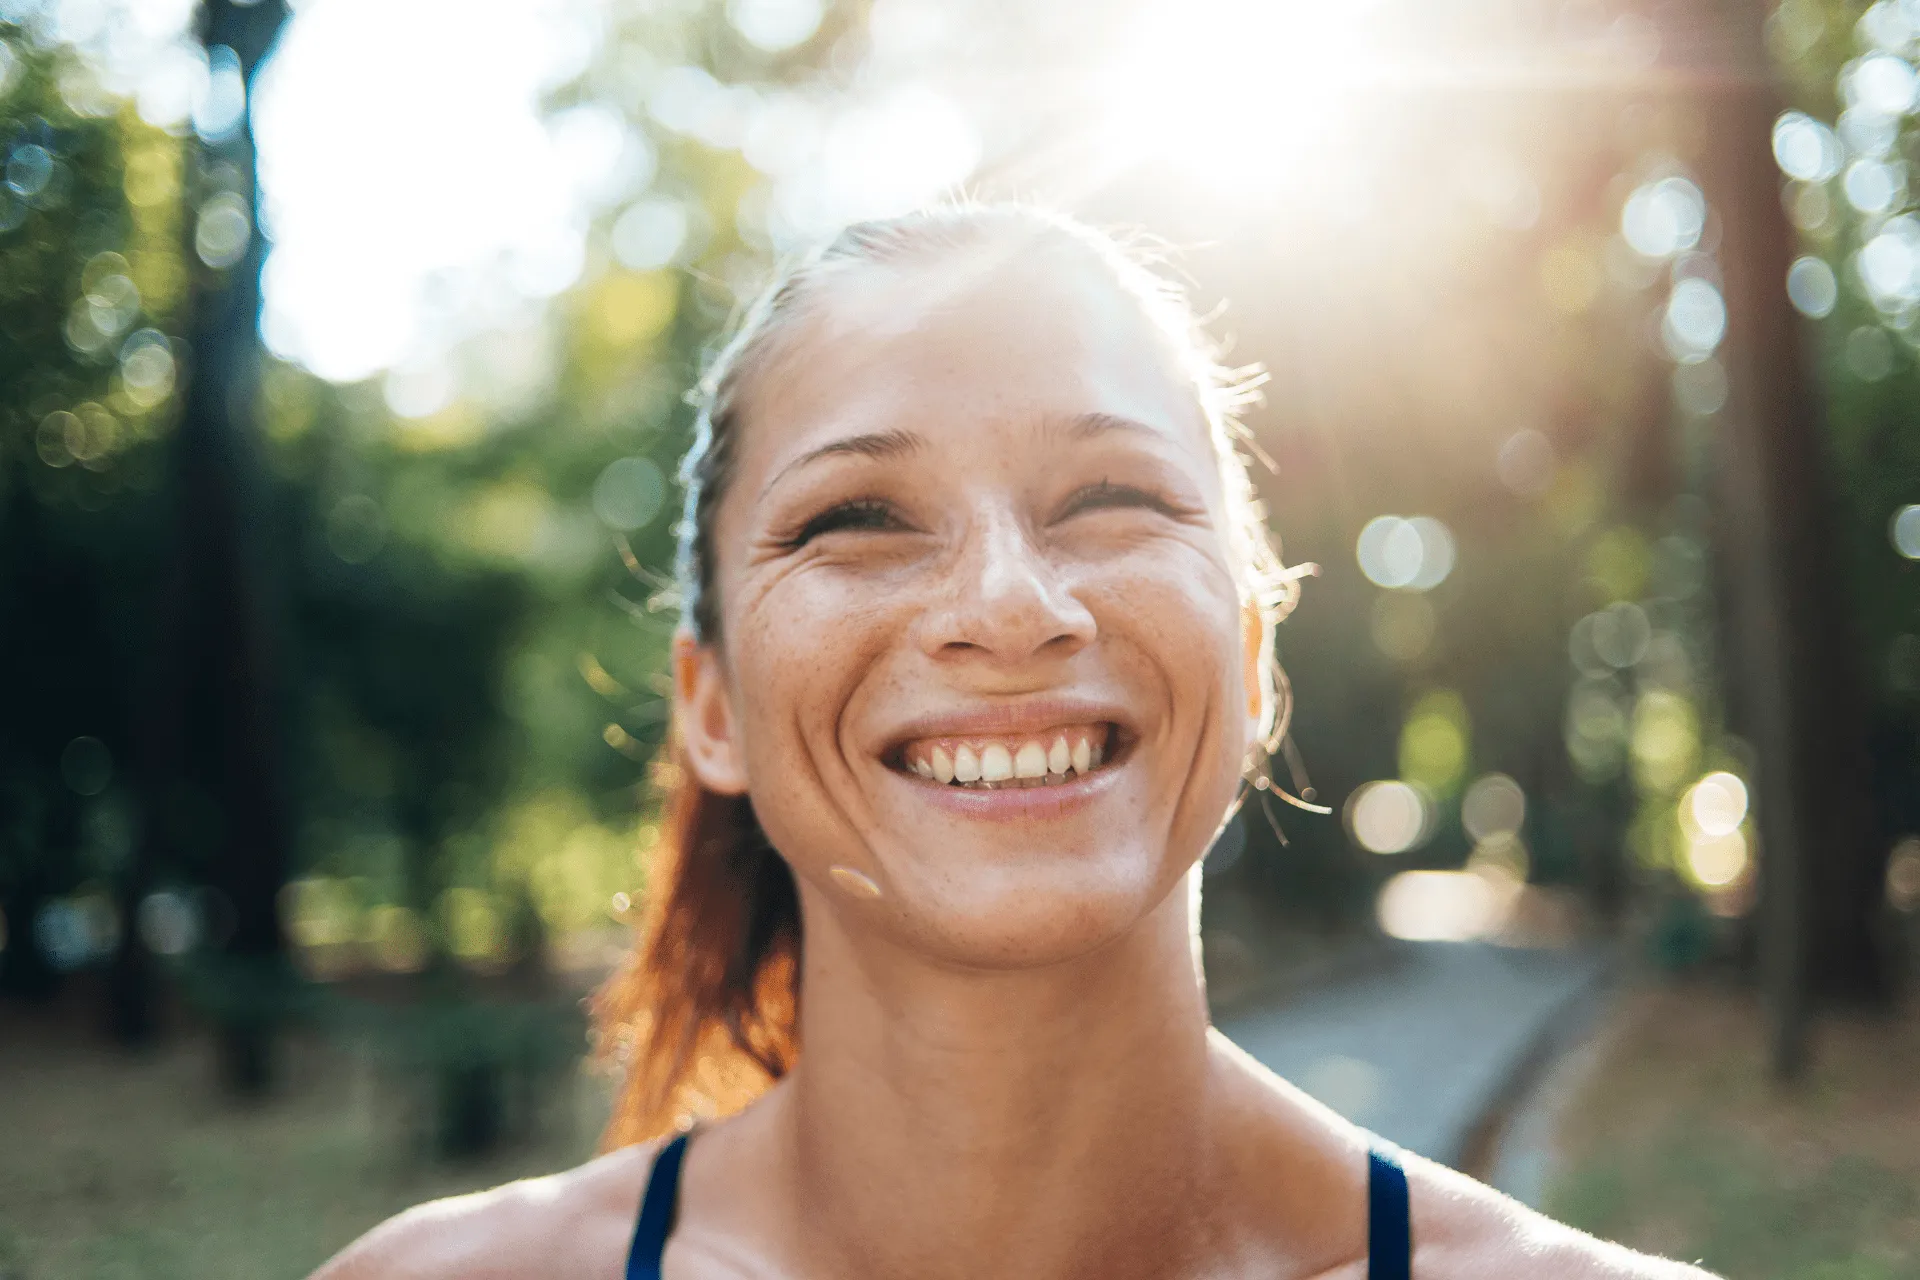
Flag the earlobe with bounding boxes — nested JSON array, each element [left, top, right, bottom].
[[674, 630, 750, 795]]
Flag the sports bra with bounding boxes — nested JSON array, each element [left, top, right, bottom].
[[624, 1131, 1413, 1279]]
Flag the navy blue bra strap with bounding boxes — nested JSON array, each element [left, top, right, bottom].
[[625, 1131, 691, 1280], [1367, 1145, 1412, 1280]]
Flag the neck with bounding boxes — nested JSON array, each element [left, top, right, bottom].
[[774, 870, 1220, 1280]]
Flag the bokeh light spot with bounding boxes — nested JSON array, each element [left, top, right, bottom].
[[611, 198, 689, 271], [1848, 52, 1919, 116], [1888, 837, 1920, 912], [119, 330, 177, 408], [1587, 602, 1652, 670], [1346, 780, 1432, 855], [1586, 527, 1651, 602], [1664, 277, 1728, 360], [1376, 870, 1519, 942], [383, 362, 455, 419], [1399, 690, 1470, 793], [1860, 2, 1915, 52], [1685, 772, 1750, 839], [1890, 504, 1920, 559], [193, 44, 246, 142], [1844, 158, 1904, 215], [1496, 429, 1555, 498], [1631, 691, 1701, 794], [136, 891, 200, 957], [1772, 110, 1843, 182], [1622, 177, 1705, 259], [1462, 773, 1526, 843], [194, 192, 252, 269], [1674, 358, 1729, 416], [1566, 680, 1629, 781], [1357, 515, 1454, 591], [1787, 180, 1833, 232], [5, 141, 52, 198], [1786, 256, 1838, 319], [592, 457, 666, 532], [1685, 829, 1750, 889], [34, 896, 120, 971], [727, 0, 823, 52], [1857, 216, 1920, 308]]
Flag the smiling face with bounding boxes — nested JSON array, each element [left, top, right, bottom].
[[675, 241, 1264, 969]]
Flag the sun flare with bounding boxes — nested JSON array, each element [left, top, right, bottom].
[[1094, 0, 1390, 196]]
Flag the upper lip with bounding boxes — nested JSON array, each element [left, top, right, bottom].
[[876, 696, 1136, 758]]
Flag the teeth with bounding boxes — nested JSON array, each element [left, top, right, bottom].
[[1014, 742, 1048, 779], [900, 724, 1114, 788], [953, 745, 981, 783], [980, 743, 1014, 782]]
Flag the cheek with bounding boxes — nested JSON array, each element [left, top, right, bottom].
[[718, 583, 900, 850], [1082, 547, 1251, 816], [1090, 544, 1248, 716]]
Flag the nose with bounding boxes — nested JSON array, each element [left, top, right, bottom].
[[914, 507, 1097, 667]]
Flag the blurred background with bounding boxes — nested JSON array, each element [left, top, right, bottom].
[[1, 0, 1917, 1275]]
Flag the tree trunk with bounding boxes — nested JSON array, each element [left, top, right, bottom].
[[1678, 2, 1890, 1078], [169, 0, 296, 1092]]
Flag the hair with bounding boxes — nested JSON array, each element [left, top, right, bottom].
[[590, 202, 1309, 1150]]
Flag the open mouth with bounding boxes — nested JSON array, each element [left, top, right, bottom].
[[888, 722, 1127, 791]]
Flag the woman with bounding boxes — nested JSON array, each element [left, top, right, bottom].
[[316, 205, 1713, 1279]]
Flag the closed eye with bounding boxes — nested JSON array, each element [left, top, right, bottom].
[[779, 498, 904, 549], [1059, 480, 1192, 521]]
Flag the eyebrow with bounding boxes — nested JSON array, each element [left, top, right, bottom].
[[759, 412, 1163, 500], [1044, 411, 1162, 445], [760, 427, 925, 500]]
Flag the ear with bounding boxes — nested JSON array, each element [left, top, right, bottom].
[[674, 628, 750, 795], [1241, 598, 1270, 744]]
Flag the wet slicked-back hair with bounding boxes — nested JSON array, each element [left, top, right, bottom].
[[591, 202, 1306, 1150]]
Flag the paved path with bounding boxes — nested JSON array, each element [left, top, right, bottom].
[[1216, 941, 1612, 1170]]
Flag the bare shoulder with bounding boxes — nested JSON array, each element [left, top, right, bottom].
[[307, 1140, 661, 1280], [1205, 1035, 1719, 1280], [1402, 1150, 1720, 1280]]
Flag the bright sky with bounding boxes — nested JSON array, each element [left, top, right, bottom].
[[249, 0, 991, 386], [23, 0, 1436, 389], [253, 0, 613, 384]]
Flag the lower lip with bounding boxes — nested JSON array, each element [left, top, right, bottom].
[[886, 756, 1126, 823]]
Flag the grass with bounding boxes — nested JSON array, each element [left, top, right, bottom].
[[0, 1003, 611, 1280], [1547, 981, 1920, 1280]]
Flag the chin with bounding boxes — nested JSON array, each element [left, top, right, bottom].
[[860, 839, 1194, 970]]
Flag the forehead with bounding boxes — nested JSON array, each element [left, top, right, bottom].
[[738, 247, 1211, 461]]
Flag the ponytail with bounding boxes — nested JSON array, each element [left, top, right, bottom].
[[591, 732, 799, 1148]]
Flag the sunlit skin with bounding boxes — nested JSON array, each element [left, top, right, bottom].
[[314, 248, 1715, 1279]]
